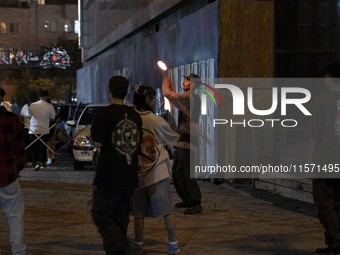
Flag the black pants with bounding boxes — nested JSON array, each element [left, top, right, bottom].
[[29, 134, 49, 164], [91, 187, 136, 255], [172, 147, 201, 206], [313, 179, 340, 249]]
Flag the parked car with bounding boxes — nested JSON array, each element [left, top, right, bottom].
[[67, 104, 108, 170]]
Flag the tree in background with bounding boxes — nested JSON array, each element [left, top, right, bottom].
[[28, 79, 67, 101], [11, 69, 68, 104], [12, 69, 33, 105], [10, 38, 81, 105]]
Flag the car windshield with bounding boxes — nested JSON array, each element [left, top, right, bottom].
[[78, 106, 103, 125]]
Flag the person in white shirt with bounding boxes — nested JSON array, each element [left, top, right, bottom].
[[20, 91, 39, 166], [28, 90, 55, 171]]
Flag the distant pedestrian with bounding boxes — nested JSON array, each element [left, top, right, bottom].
[[90, 76, 142, 255], [0, 87, 12, 112], [308, 63, 340, 255], [21, 90, 39, 167], [0, 102, 26, 255], [132, 85, 180, 254], [28, 89, 55, 171], [162, 74, 203, 214], [11, 96, 22, 115]]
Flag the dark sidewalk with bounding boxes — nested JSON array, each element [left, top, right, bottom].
[[0, 153, 324, 255]]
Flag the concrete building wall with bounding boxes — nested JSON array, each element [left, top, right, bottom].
[[80, 0, 182, 60], [31, 4, 78, 51], [77, 0, 219, 103], [0, 4, 77, 52], [0, 7, 30, 49]]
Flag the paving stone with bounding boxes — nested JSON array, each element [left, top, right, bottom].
[[0, 153, 325, 254]]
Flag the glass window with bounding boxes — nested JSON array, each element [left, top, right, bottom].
[[79, 106, 102, 125], [44, 19, 56, 32], [9, 23, 20, 33], [0, 22, 6, 33], [64, 20, 72, 32], [74, 20, 79, 34]]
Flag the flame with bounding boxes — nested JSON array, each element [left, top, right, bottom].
[[157, 60, 167, 71], [164, 97, 171, 112]]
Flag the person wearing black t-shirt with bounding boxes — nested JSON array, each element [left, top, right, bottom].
[[90, 76, 142, 255], [309, 63, 340, 255]]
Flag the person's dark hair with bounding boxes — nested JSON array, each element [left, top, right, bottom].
[[27, 90, 39, 105], [108, 76, 129, 99], [0, 87, 5, 99], [39, 89, 49, 97], [183, 73, 201, 90], [133, 85, 156, 111], [325, 63, 340, 78]]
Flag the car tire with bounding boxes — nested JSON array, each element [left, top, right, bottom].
[[73, 159, 84, 170]]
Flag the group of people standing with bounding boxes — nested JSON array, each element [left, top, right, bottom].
[[0, 72, 202, 254], [90, 74, 203, 255]]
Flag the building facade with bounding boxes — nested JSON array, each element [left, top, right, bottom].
[[0, 0, 78, 101]]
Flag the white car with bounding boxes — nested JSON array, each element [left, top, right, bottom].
[[67, 104, 108, 170]]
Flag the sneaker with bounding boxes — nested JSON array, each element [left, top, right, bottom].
[[46, 158, 55, 165], [184, 204, 202, 215], [134, 239, 143, 247], [34, 162, 42, 171], [168, 240, 180, 254], [314, 247, 332, 255], [34, 162, 47, 171], [175, 202, 189, 208]]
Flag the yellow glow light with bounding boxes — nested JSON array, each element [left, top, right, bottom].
[[157, 60, 167, 71], [164, 97, 171, 112]]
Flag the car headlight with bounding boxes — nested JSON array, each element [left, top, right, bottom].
[[75, 137, 91, 146]]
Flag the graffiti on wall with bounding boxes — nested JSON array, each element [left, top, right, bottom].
[[0, 49, 39, 65], [40, 47, 71, 69], [168, 58, 216, 176]]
